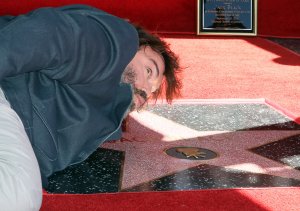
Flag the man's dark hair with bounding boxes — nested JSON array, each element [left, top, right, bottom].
[[134, 25, 182, 103]]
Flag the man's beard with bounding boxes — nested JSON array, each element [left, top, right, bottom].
[[121, 66, 148, 111]]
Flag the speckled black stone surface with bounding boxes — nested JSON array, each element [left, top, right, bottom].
[[46, 148, 124, 194], [251, 134, 300, 171], [123, 164, 300, 192], [148, 104, 300, 131]]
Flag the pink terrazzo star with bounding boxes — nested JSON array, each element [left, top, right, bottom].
[[102, 110, 300, 190]]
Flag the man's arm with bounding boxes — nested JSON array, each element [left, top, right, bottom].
[[0, 6, 138, 84], [0, 8, 74, 81]]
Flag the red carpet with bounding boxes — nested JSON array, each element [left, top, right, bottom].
[[41, 187, 300, 211], [165, 36, 300, 123], [0, 0, 299, 38], [0, 1, 299, 210]]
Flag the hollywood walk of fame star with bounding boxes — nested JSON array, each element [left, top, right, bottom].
[[102, 110, 300, 190]]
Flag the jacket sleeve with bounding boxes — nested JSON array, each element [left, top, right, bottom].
[[0, 6, 138, 84]]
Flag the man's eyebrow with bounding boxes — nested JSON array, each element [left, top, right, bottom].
[[150, 58, 159, 78]]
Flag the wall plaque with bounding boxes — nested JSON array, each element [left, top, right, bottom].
[[197, 0, 257, 36]]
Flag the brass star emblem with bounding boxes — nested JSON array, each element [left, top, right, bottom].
[[176, 147, 207, 159]]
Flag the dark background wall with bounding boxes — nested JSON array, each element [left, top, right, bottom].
[[0, 0, 299, 38]]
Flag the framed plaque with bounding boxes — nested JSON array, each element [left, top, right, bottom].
[[197, 0, 257, 36]]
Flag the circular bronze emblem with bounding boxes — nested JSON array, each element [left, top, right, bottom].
[[165, 147, 218, 160]]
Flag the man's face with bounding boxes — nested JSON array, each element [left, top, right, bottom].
[[122, 46, 165, 111]]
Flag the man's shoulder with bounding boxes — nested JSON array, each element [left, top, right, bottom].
[[57, 4, 108, 15]]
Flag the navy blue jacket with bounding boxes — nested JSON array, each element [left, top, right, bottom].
[[0, 5, 138, 187]]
